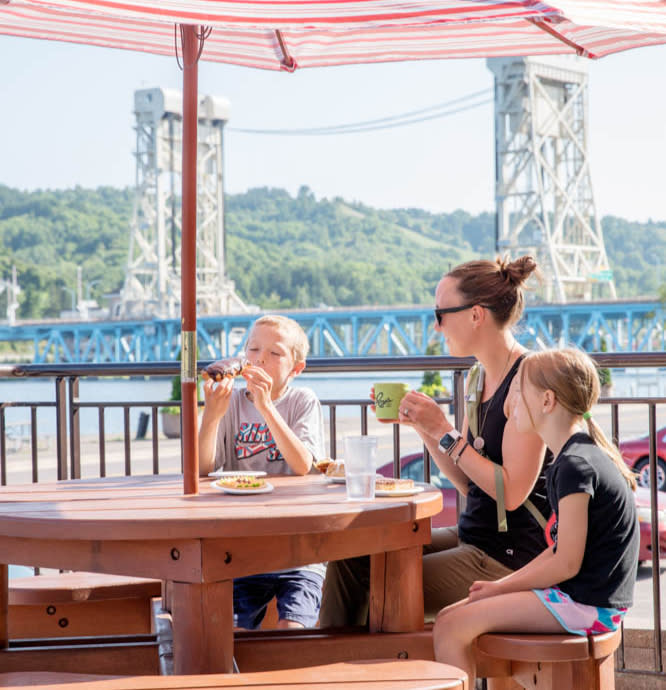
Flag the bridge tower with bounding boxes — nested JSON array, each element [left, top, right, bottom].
[[487, 57, 616, 302], [0, 266, 20, 325], [115, 88, 246, 319]]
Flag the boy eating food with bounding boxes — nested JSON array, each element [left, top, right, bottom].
[[199, 315, 325, 629]]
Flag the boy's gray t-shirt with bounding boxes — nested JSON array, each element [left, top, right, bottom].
[[213, 385, 324, 474], [213, 384, 326, 579]]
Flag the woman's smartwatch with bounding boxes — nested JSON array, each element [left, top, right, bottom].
[[439, 429, 462, 455]]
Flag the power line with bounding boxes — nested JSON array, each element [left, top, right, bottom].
[[228, 88, 493, 136]]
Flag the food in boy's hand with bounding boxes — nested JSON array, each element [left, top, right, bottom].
[[325, 461, 346, 478], [202, 357, 249, 382], [216, 475, 266, 490], [375, 477, 414, 492], [315, 458, 334, 474]]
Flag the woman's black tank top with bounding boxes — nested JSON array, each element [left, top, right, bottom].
[[457, 356, 550, 570]]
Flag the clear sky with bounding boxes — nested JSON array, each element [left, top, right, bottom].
[[1, 35, 664, 222]]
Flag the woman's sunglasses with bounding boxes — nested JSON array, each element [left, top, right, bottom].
[[433, 304, 476, 325], [433, 303, 492, 325]]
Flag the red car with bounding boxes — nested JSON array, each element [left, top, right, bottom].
[[379, 452, 665, 567], [619, 427, 666, 492]]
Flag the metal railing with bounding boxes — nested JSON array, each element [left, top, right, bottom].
[[1, 352, 664, 677]]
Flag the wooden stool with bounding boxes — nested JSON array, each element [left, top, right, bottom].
[[0, 659, 468, 689], [9, 572, 162, 638], [475, 628, 622, 690]]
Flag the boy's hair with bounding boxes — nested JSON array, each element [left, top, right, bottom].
[[446, 255, 540, 327], [249, 315, 310, 363], [521, 348, 636, 490]]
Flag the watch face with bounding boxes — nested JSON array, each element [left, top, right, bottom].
[[440, 431, 461, 451]]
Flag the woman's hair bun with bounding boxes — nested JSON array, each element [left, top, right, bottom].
[[497, 255, 538, 286]]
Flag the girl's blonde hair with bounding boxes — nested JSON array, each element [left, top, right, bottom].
[[521, 348, 636, 490], [249, 315, 310, 363], [446, 255, 540, 327]]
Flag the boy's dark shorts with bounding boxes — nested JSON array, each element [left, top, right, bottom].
[[233, 569, 323, 630]]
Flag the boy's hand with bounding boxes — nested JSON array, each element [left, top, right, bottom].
[[201, 376, 234, 420], [242, 365, 273, 412]]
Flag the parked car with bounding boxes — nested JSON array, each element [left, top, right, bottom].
[[379, 452, 665, 567], [619, 427, 666, 491], [635, 486, 666, 567]]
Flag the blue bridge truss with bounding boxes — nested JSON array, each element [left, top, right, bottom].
[[0, 299, 663, 364]]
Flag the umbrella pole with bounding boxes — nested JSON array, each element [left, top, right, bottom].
[[180, 24, 199, 495]]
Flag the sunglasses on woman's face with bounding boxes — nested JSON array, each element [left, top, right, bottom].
[[433, 304, 476, 325]]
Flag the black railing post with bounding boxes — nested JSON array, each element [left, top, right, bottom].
[[648, 403, 664, 672], [30, 407, 38, 484], [55, 376, 68, 480], [69, 377, 81, 479], [0, 410, 6, 486], [98, 407, 106, 477], [152, 407, 159, 475]]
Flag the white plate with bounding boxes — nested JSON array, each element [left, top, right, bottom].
[[325, 476, 346, 484], [375, 486, 425, 497], [213, 481, 274, 495], [208, 470, 268, 478]]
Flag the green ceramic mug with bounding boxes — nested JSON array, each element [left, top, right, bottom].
[[373, 382, 409, 421]]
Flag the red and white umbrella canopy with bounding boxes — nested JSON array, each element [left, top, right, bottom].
[[3, 1, 666, 70]]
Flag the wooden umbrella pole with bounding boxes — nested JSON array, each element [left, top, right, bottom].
[[180, 24, 199, 495]]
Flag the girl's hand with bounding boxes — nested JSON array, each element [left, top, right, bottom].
[[398, 390, 451, 437], [242, 365, 273, 411], [468, 580, 502, 602], [202, 377, 234, 419]]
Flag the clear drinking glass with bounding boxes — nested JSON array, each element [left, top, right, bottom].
[[343, 435, 378, 500]]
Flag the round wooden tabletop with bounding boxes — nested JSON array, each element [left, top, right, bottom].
[[0, 473, 443, 541]]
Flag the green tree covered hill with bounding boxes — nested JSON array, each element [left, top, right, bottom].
[[0, 183, 663, 319]]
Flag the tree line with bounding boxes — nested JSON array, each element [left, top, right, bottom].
[[0, 183, 663, 320]]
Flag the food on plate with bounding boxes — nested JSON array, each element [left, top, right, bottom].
[[315, 458, 334, 474], [326, 461, 346, 478], [375, 477, 415, 492], [216, 475, 266, 490], [202, 356, 250, 382]]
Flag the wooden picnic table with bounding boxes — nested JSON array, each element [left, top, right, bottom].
[[0, 473, 442, 674]]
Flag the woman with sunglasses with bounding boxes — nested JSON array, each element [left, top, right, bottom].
[[320, 255, 550, 625]]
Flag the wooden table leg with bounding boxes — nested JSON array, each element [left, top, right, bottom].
[[170, 579, 233, 674], [369, 545, 424, 633], [0, 564, 7, 649]]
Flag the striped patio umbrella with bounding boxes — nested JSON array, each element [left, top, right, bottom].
[[2, 1, 666, 493], [3, 2, 666, 69]]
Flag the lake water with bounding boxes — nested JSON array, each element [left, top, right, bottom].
[[0, 368, 663, 438]]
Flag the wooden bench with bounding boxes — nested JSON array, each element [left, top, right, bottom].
[[475, 629, 622, 690], [2, 572, 163, 676], [0, 659, 468, 689], [9, 572, 162, 638]]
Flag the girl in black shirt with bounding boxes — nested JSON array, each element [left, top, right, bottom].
[[433, 348, 638, 687]]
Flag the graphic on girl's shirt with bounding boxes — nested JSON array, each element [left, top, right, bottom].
[[235, 422, 284, 462], [545, 511, 557, 547]]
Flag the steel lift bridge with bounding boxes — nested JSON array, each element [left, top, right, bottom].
[[112, 87, 248, 320], [488, 57, 616, 302]]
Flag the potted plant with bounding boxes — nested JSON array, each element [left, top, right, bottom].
[[419, 342, 453, 413], [160, 374, 183, 439], [598, 337, 613, 397]]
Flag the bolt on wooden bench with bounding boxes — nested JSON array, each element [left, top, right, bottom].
[[475, 628, 622, 690], [0, 660, 468, 689]]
